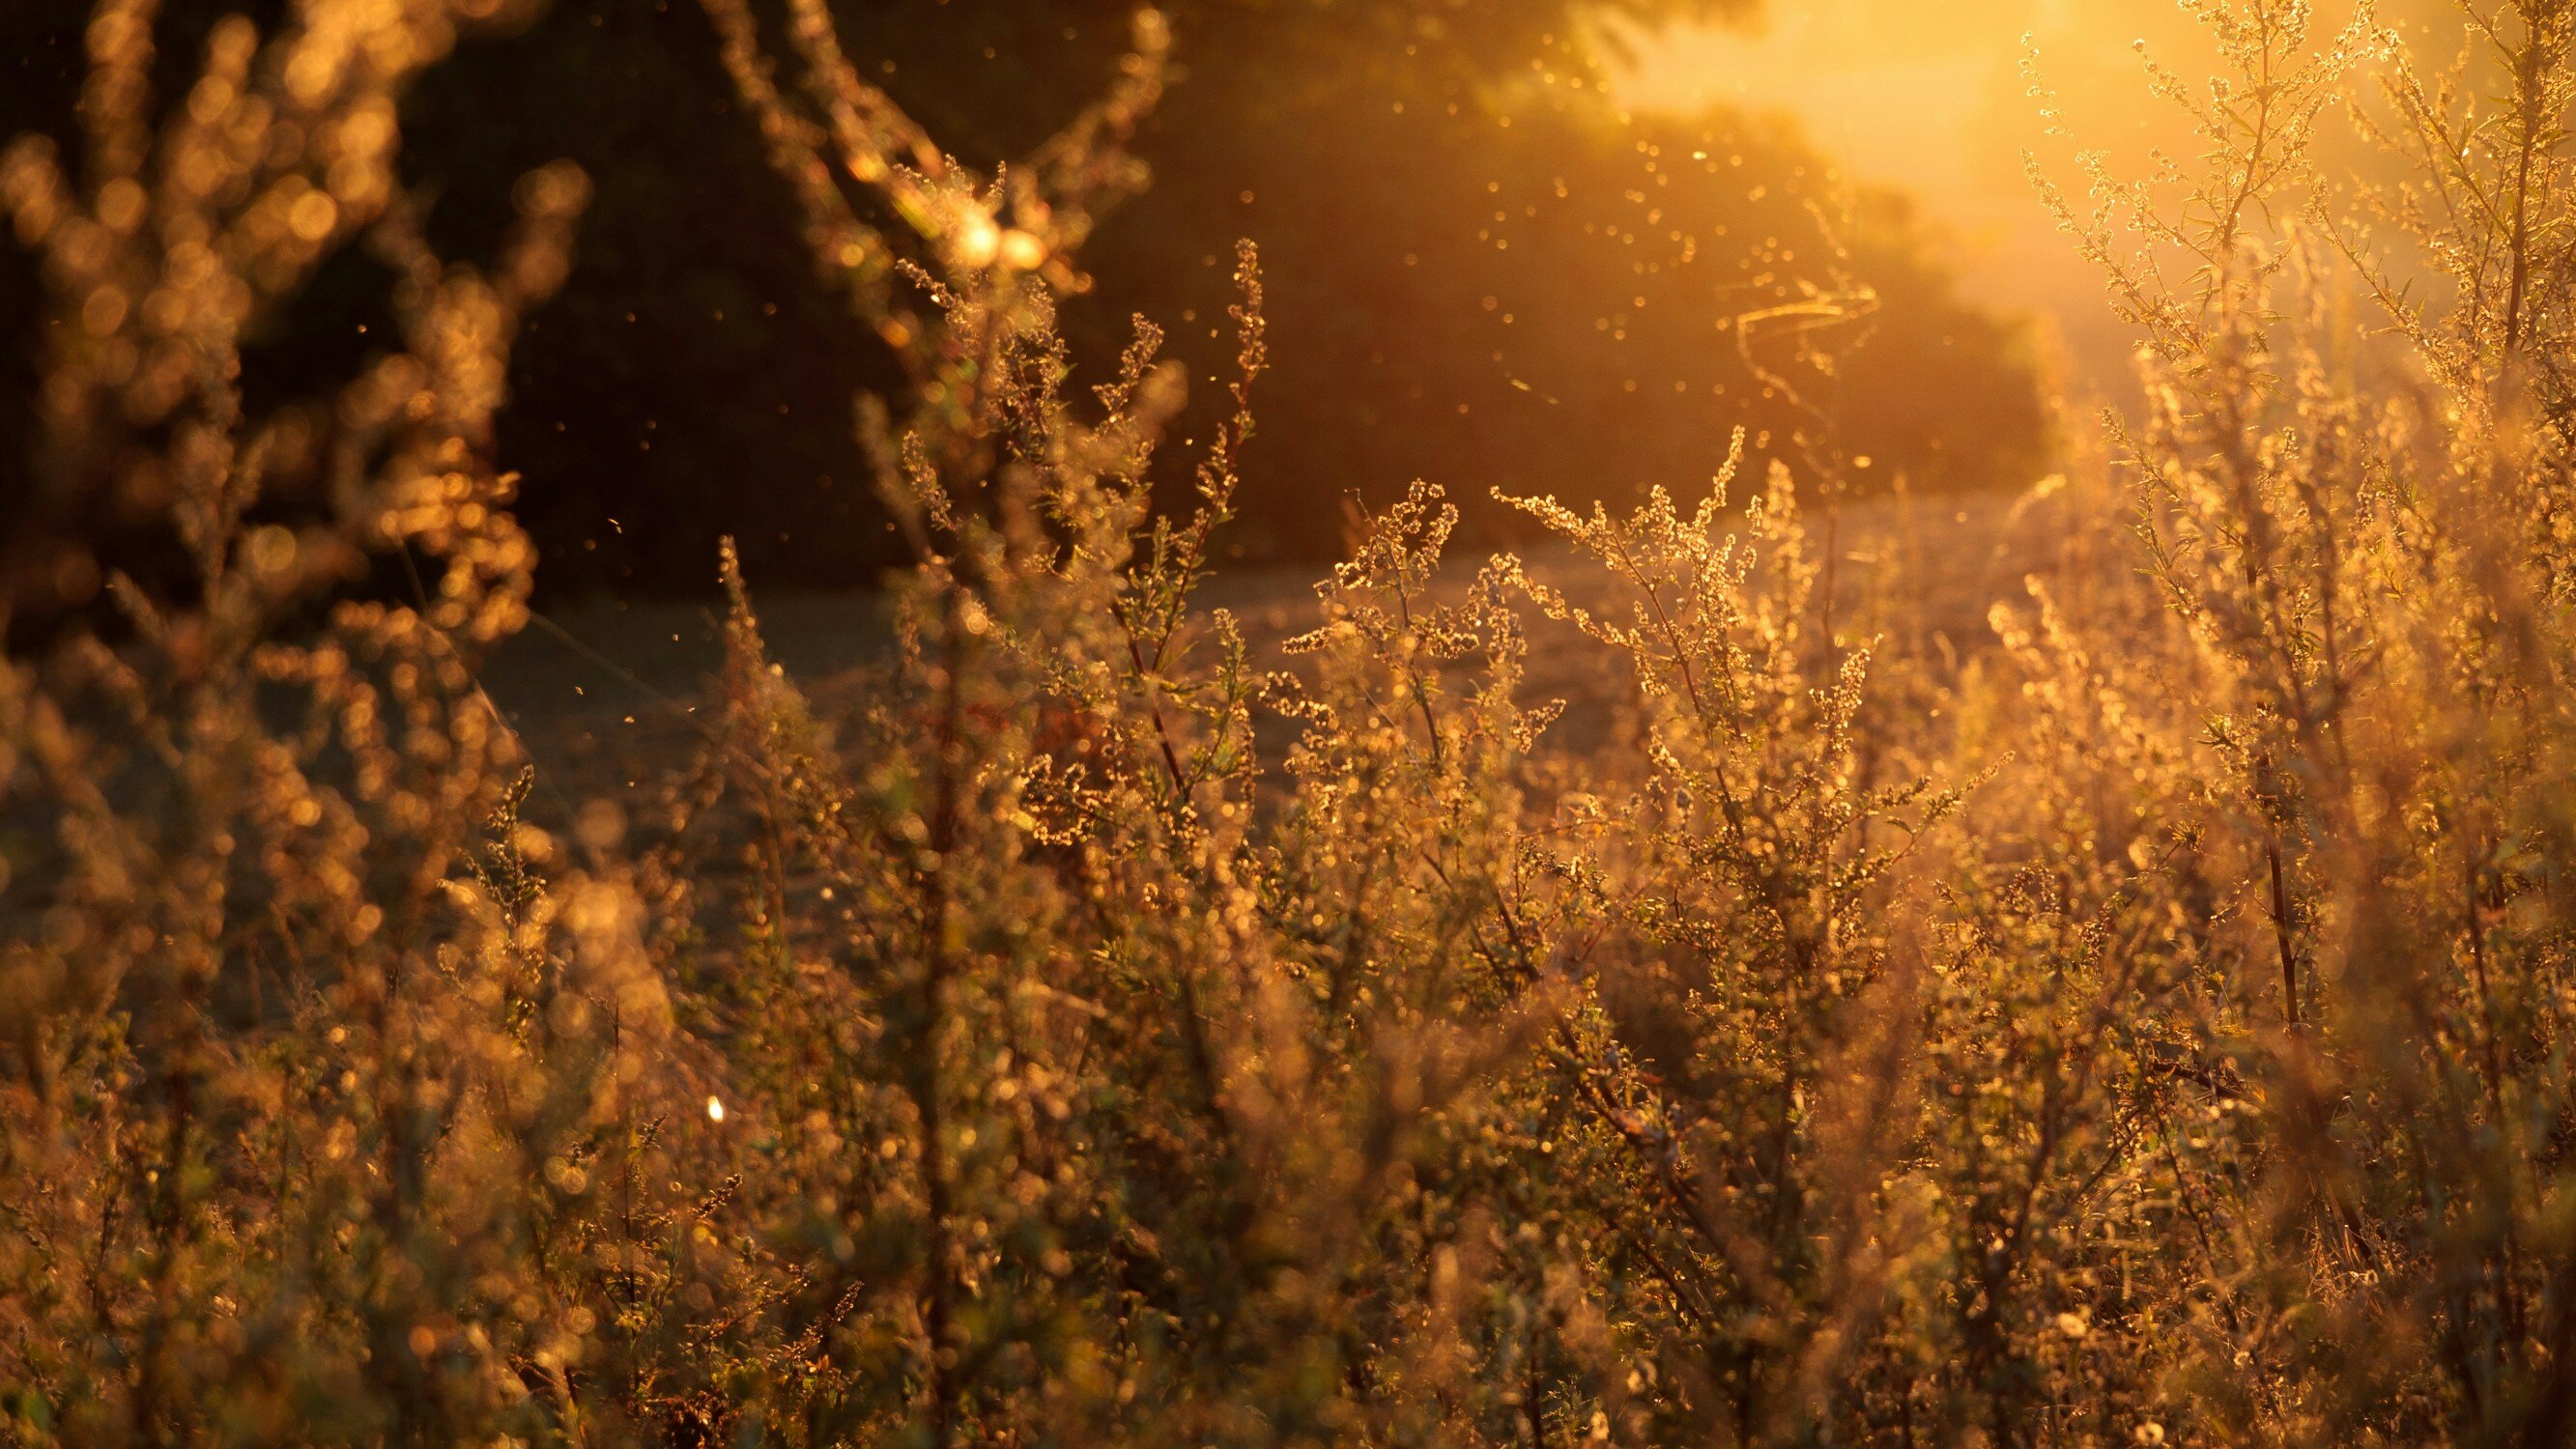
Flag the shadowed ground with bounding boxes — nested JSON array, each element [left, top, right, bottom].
[[484, 484, 2085, 811]]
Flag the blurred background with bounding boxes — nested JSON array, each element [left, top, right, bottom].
[[3, 0, 2091, 605]]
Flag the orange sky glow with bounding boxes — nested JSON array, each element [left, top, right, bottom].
[[1614, 0, 2422, 386]]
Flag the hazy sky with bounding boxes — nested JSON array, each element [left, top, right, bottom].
[[1614, 0, 2400, 385]]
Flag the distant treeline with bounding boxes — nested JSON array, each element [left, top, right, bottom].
[[1, 0, 2047, 600]]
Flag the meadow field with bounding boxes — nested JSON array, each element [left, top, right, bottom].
[[8, 1, 2576, 1445]]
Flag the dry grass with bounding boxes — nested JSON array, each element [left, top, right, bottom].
[[9, 1, 2576, 1445]]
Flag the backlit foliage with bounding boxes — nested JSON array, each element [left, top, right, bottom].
[[8, 0, 2576, 1444]]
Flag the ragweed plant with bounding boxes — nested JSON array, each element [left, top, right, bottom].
[[2007, 1, 2576, 1442], [0, 0, 737, 1442], [675, 5, 1594, 1440], [15, 0, 2576, 1445]]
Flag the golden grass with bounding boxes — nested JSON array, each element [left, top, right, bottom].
[[7, 0, 2576, 1443]]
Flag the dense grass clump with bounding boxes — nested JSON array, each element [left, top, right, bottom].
[[8, 0, 2576, 1443]]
